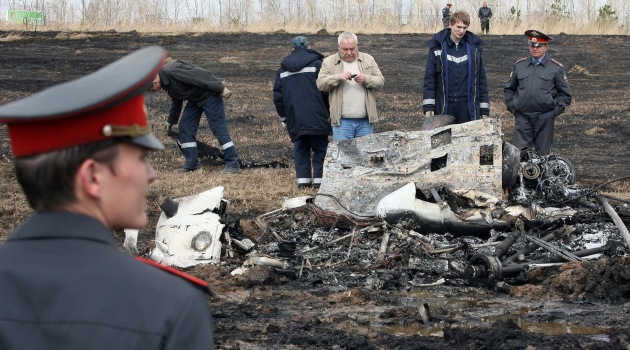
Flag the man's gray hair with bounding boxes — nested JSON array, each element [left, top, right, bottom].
[[338, 32, 358, 45]]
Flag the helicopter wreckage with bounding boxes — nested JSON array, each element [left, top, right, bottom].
[[132, 118, 630, 289]]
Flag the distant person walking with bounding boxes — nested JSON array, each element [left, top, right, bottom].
[[504, 30, 572, 156], [273, 36, 331, 189], [149, 60, 241, 173], [317, 32, 385, 141], [442, 3, 453, 28], [423, 11, 490, 124], [478, 1, 493, 34]]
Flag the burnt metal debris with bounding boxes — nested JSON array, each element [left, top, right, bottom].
[[237, 118, 630, 288], [148, 118, 630, 289]]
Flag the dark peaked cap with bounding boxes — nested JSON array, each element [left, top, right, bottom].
[[0, 45, 167, 157], [525, 30, 553, 47]]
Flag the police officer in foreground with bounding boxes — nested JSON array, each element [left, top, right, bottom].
[[0, 46, 214, 349], [504, 30, 572, 156]]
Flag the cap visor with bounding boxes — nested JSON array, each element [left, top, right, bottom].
[[129, 133, 165, 151]]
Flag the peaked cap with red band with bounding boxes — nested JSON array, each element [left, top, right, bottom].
[[0, 45, 168, 157], [525, 30, 553, 47]]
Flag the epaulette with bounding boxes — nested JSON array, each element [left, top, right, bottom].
[[551, 58, 564, 67], [136, 256, 216, 297], [515, 57, 528, 64]]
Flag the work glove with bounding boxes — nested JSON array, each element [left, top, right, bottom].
[[164, 122, 173, 133], [425, 111, 434, 117], [221, 87, 232, 99]]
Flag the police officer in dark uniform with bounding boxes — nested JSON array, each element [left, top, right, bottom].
[[0, 46, 215, 349], [504, 30, 572, 156], [273, 36, 331, 189]]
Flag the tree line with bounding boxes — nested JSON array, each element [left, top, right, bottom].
[[3, 0, 627, 34]]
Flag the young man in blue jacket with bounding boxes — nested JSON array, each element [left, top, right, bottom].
[[273, 36, 331, 189], [423, 11, 490, 124]]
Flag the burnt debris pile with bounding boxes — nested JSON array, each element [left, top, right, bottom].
[[230, 149, 630, 297], [244, 200, 628, 292]]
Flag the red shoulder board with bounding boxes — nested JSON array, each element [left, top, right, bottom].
[[136, 256, 216, 297], [551, 58, 564, 67], [515, 57, 528, 64]]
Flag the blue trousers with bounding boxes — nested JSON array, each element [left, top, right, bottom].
[[294, 135, 328, 186], [446, 101, 471, 124], [332, 118, 373, 141], [179, 94, 239, 170]]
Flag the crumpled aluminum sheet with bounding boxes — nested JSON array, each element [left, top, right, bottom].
[[315, 119, 504, 217]]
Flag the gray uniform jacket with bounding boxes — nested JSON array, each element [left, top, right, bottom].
[[504, 55, 572, 118], [0, 212, 214, 350]]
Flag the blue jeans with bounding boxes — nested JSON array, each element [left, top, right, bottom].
[[179, 94, 239, 170], [332, 118, 373, 141]]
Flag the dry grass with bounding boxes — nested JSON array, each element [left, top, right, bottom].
[[0, 33, 27, 42], [585, 126, 606, 135], [0, 155, 32, 239], [3, 15, 628, 36]]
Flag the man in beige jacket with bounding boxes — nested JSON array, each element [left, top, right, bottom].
[[316, 32, 385, 141]]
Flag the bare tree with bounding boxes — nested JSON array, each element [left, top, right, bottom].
[[184, 0, 204, 21]]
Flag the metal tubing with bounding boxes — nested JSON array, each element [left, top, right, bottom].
[[502, 247, 606, 274], [493, 230, 521, 258], [596, 195, 630, 249], [377, 230, 391, 262], [503, 231, 557, 263]]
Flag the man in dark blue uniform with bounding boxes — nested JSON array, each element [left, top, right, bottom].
[[423, 10, 490, 124], [0, 46, 215, 349], [504, 30, 572, 156], [273, 36, 331, 189], [150, 59, 241, 173]]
